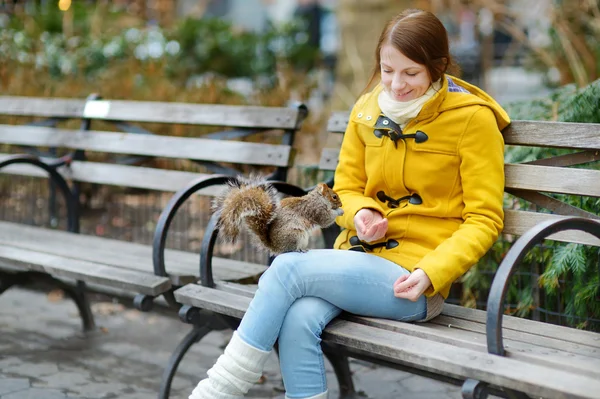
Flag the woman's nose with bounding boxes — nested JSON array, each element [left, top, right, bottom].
[[391, 75, 406, 91]]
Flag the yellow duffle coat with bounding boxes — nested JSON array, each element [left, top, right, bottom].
[[333, 75, 511, 299]]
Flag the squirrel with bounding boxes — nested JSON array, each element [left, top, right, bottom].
[[212, 176, 344, 255]]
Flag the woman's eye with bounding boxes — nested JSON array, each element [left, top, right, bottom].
[[406, 72, 417, 77]]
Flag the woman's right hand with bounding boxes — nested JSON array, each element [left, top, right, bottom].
[[354, 208, 388, 243]]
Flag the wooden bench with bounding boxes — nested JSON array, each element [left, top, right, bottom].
[[173, 111, 600, 399], [0, 95, 307, 332]]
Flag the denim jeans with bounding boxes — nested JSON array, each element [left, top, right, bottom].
[[237, 249, 427, 399]]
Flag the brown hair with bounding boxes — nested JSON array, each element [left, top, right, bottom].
[[362, 9, 456, 96]]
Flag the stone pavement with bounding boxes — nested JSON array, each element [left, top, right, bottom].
[[1, 288, 472, 399]]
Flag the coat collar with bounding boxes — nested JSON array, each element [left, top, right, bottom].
[[353, 76, 452, 129]]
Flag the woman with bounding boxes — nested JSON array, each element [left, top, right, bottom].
[[189, 8, 510, 399]]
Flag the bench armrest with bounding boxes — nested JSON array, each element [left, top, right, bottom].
[[152, 175, 232, 291], [199, 179, 308, 288], [0, 154, 78, 232], [486, 216, 600, 356]]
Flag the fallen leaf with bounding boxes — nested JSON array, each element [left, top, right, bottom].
[[92, 302, 125, 316], [47, 289, 65, 302]]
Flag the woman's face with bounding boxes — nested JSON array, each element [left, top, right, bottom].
[[380, 44, 432, 102]]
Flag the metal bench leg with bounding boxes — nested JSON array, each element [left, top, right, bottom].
[[61, 280, 96, 332], [462, 379, 489, 399], [159, 324, 212, 399], [462, 379, 530, 399], [322, 346, 357, 399], [0, 271, 24, 295]]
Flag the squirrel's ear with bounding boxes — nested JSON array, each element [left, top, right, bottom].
[[316, 183, 326, 193]]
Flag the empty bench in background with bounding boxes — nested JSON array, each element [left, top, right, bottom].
[[174, 111, 600, 399], [0, 95, 307, 332]]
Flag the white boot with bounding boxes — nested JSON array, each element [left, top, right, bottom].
[[189, 331, 271, 399], [285, 391, 328, 399]]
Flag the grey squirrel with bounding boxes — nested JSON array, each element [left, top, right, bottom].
[[212, 176, 344, 255]]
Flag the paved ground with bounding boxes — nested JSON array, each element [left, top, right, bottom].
[[0, 287, 475, 399]]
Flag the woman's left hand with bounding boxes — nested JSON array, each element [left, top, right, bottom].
[[393, 269, 432, 302]]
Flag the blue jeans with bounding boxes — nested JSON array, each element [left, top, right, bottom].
[[237, 249, 427, 399]]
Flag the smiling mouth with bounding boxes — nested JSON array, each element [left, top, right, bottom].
[[394, 90, 412, 98]]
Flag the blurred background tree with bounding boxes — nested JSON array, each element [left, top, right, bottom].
[[331, 0, 413, 109]]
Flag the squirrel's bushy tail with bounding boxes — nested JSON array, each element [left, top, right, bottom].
[[212, 176, 278, 246]]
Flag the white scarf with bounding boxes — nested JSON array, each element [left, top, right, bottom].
[[377, 79, 442, 129]]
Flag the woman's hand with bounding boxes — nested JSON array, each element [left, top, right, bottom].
[[354, 208, 388, 243], [393, 269, 432, 302]]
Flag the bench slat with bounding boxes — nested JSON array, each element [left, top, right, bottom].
[[173, 283, 600, 399], [0, 97, 300, 129], [430, 314, 599, 360], [0, 245, 171, 296], [503, 210, 600, 247], [325, 113, 600, 149], [442, 303, 600, 349], [179, 281, 599, 376], [0, 221, 267, 284], [320, 152, 600, 198], [0, 154, 222, 195], [0, 125, 292, 167], [196, 282, 600, 351], [505, 163, 600, 197], [83, 100, 300, 128], [324, 319, 599, 399], [345, 314, 600, 379], [503, 120, 600, 149], [326, 111, 350, 133], [0, 97, 86, 118], [174, 284, 251, 318]]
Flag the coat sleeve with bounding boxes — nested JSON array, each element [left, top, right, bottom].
[[416, 107, 506, 297], [333, 103, 385, 230]]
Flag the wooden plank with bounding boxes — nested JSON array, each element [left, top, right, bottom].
[[84, 100, 299, 129], [173, 283, 600, 399], [174, 284, 251, 318], [525, 150, 600, 167], [326, 111, 350, 133], [502, 121, 600, 149], [430, 314, 600, 361], [318, 148, 339, 171], [319, 154, 600, 198], [506, 189, 600, 219], [0, 96, 300, 129], [0, 126, 292, 167], [344, 314, 600, 379], [214, 281, 257, 297], [0, 96, 86, 118], [0, 156, 220, 195], [505, 163, 600, 197], [324, 117, 600, 150], [0, 221, 267, 283], [0, 245, 171, 296], [441, 303, 600, 350], [323, 319, 600, 399], [178, 281, 600, 376], [503, 210, 600, 247]]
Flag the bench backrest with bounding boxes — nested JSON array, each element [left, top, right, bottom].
[[0, 96, 307, 195], [320, 111, 600, 247]]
